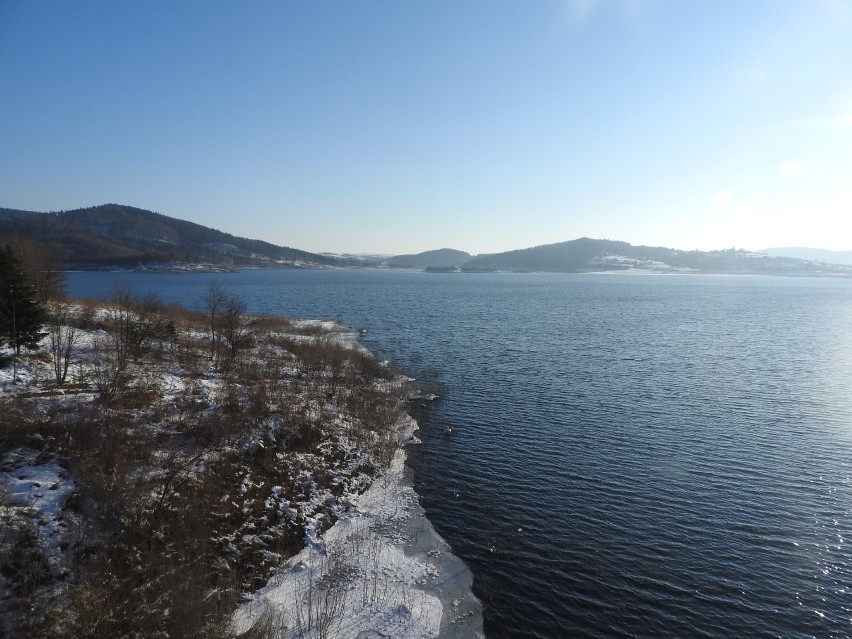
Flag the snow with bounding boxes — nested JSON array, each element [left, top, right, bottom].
[[1, 303, 483, 637], [587, 254, 697, 273], [233, 418, 483, 639], [0, 449, 76, 567], [292, 319, 339, 333]]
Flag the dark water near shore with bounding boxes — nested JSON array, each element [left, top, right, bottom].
[[68, 270, 852, 638]]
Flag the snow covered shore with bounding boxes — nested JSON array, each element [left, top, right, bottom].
[[233, 414, 484, 639], [0, 296, 483, 638]]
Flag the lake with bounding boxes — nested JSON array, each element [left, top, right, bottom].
[[67, 269, 852, 639]]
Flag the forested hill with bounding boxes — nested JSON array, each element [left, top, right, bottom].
[[460, 237, 852, 276], [386, 248, 471, 269], [0, 204, 346, 269]]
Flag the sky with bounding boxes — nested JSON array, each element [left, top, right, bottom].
[[1, 1, 851, 255]]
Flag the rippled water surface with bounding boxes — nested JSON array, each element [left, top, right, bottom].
[[68, 270, 852, 638]]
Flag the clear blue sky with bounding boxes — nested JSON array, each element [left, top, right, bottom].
[[1, 1, 850, 254]]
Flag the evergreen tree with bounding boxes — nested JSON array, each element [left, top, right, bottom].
[[0, 244, 48, 359]]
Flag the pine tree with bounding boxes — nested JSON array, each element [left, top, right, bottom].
[[0, 245, 48, 365]]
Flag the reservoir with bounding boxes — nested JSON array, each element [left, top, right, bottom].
[[68, 270, 852, 639]]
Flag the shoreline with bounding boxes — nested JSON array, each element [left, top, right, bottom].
[[399, 456, 484, 638], [233, 415, 484, 638], [0, 292, 483, 637]]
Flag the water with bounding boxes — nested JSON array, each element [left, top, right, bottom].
[[67, 270, 852, 638]]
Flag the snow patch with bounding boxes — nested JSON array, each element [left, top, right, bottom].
[[233, 429, 443, 638]]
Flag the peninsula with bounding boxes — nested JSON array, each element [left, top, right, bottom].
[[0, 284, 482, 638]]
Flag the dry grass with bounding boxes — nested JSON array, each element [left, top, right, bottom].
[[0, 291, 407, 639]]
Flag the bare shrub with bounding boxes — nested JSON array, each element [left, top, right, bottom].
[[220, 299, 256, 366], [89, 335, 131, 402], [348, 349, 392, 382], [293, 554, 348, 639], [58, 425, 241, 639], [0, 396, 32, 452], [114, 289, 170, 361], [237, 605, 288, 639], [72, 297, 100, 330], [87, 289, 172, 401], [1, 291, 413, 638], [0, 513, 54, 637]]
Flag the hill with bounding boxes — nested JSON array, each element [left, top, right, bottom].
[[460, 237, 852, 276], [760, 247, 852, 266], [386, 248, 472, 269], [0, 204, 346, 269]]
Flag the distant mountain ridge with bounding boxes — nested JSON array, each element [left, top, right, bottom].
[[760, 247, 852, 266], [2, 204, 848, 277], [458, 237, 852, 276], [0, 204, 345, 269]]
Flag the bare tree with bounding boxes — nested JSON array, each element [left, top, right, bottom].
[[90, 290, 136, 400], [204, 282, 255, 366], [203, 281, 229, 362], [105, 291, 134, 369], [48, 304, 78, 384], [324, 338, 348, 396]]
